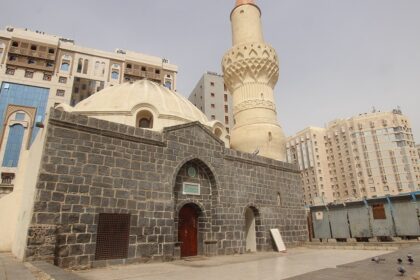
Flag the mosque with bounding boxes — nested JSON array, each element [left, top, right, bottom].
[[0, 0, 307, 268]]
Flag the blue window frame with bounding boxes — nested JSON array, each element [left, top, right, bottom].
[[60, 62, 70, 71], [111, 71, 119, 80], [2, 124, 25, 167], [164, 81, 172, 90], [0, 82, 49, 145], [15, 112, 25, 121]]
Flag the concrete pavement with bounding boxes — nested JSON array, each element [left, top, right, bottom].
[[0, 253, 35, 280], [75, 248, 393, 280], [1, 245, 419, 280]]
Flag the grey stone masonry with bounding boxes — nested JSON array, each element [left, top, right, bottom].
[[25, 108, 307, 269]]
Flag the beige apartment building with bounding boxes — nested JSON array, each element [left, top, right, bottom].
[[0, 26, 177, 187], [188, 72, 233, 133], [286, 109, 420, 206]]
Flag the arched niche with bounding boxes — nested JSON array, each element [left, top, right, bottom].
[[243, 205, 262, 253], [136, 110, 154, 129], [173, 158, 218, 257]]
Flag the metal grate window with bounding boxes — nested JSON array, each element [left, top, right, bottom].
[[95, 213, 131, 260]]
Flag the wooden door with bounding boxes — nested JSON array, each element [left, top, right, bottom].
[[178, 204, 198, 257]]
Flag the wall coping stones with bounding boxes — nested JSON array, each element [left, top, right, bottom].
[[163, 121, 226, 146], [48, 108, 300, 174]]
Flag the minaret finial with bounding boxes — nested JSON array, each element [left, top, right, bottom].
[[235, 0, 255, 7]]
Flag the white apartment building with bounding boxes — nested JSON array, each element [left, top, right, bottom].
[[287, 109, 420, 206], [188, 72, 233, 133], [0, 26, 177, 187]]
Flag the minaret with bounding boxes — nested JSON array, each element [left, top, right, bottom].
[[222, 0, 286, 161]]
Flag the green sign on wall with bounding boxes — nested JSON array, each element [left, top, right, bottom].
[[182, 182, 200, 195]]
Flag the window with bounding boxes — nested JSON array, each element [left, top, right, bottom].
[[224, 84, 227, 91], [58, 76, 67, 83], [77, 58, 83, 73], [372, 204, 386, 219], [224, 94, 228, 102], [136, 110, 153, 129], [211, 115, 215, 120], [60, 61, 70, 71], [12, 41, 19, 47], [95, 213, 130, 260], [155, 69, 160, 74], [2, 124, 25, 167], [277, 192, 282, 206], [30, 44, 37, 51], [15, 113, 25, 121], [24, 70, 33, 78], [126, 63, 132, 69], [141, 66, 146, 71], [56, 90, 65, 97], [9, 54, 17, 61], [164, 80, 172, 90], [111, 71, 119, 80], [225, 116, 229, 125], [211, 104, 215, 108], [48, 48, 55, 54], [210, 82, 215, 86], [83, 59, 88, 74], [6, 68, 15, 75], [43, 73, 52, 81], [224, 105, 228, 113], [211, 93, 215, 97], [46, 61, 54, 67]]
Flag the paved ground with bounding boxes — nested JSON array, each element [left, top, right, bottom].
[[1, 246, 419, 280], [287, 245, 420, 280], [0, 253, 36, 280], [75, 248, 393, 280]]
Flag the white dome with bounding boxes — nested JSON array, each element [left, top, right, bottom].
[[71, 80, 209, 124], [57, 80, 230, 147]]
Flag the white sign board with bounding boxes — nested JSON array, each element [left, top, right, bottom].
[[270, 229, 286, 252], [315, 211, 324, 220]]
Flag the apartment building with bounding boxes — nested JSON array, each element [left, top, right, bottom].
[[0, 26, 177, 186], [188, 72, 233, 133], [286, 109, 420, 206]]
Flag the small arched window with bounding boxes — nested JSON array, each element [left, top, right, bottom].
[[277, 192, 282, 206], [136, 110, 153, 129], [77, 58, 83, 73], [60, 62, 69, 71], [111, 71, 119, 80], [214, 128, 222, 139], [83, 59, 89, 74], [164, 80, 172, 90], [0, 43, 4, 56]]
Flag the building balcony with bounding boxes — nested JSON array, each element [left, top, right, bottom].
[[8, 47, 56, 60], [6, 56, 55, 72]]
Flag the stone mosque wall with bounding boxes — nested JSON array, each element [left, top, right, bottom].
[[25, 109, 307, 268]]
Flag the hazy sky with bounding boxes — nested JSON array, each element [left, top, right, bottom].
[[1, 0, 419, 140]]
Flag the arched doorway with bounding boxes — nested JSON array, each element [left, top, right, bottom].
[[245, 207, 257, 252], [178, 204, 199, 257]]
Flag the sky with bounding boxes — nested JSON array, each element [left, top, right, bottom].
[[1, 0, 420, 141]]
